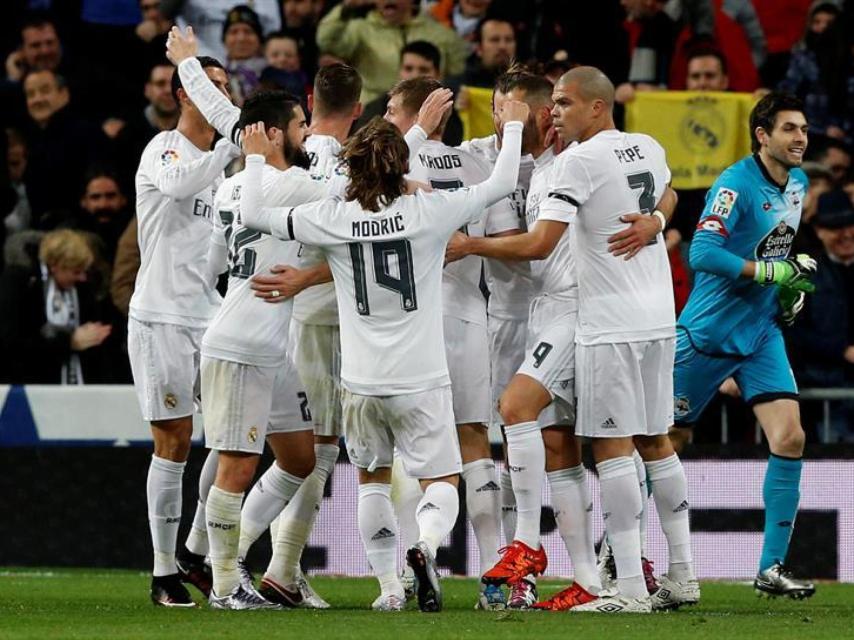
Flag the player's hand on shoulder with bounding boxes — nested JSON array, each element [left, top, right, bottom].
[[445, 231, 470, 265], [608, 212, 661, 260], [242, 122, 274, 158], [251, 264, 306, 302], [404, 179, 431, 194], [500, 100, 529, 126], [166, 25, 199, 65], [416, 88, 454, 137]]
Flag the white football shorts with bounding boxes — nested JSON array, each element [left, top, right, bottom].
[[575, 338, 675, 439], [342, 386, 463, 479], [128, 318, 203, 422], [200, 356, 314, 454], [444, 316, 491, 425], [487, 314, 527, 427], [290, 320, 342, 438]]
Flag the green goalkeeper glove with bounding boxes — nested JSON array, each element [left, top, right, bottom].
[[754, 254, 817, 292], [778, 287, 806, 326]]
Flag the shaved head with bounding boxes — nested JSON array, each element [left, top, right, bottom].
[[556, 66, 615, 109]]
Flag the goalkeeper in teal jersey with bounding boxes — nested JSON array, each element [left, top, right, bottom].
[[674, 94, 817, 599]]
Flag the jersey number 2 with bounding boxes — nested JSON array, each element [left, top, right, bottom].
[[348, 240, 417, 316]]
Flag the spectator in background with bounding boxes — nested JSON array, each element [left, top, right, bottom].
[[787, 190, 854, 441], [73, 169, 132, 267], [809, 138, 852, 187], [135, 0, 175, 67], [0, 229, 113, 384], [165, 0, 281, 61], [221, 5, 266, 106], [354, 40, 463, 145], [317, 0, 467, 102], [4, 129, 30, 235], [447, 17, 515, 90], [4, 12, 63, 83], [259, 31, 310, 100], [111, 216, 140, 317], [778, 1, 851, 141], [282, 0, 325, 79], [112, 61, 180, 189], [685, 47, 729, 91], [616, 0, 678, 104], [794, 161, 835, 255], [21, 69, 108, 226], [430, 0, 493, 43]]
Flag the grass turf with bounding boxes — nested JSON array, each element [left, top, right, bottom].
[[1, 570, 852, 640]]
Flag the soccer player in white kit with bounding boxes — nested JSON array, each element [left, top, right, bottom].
[[198, 91, 324, 610], [239, 104, 527, 612], [447, 69, 603, 611], [166, 28, 354, 608], [384, 77, 520, 609], [541, 67, 696, 613], [130, 54, 240, 606]]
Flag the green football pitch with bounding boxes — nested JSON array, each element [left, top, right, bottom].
[[2, 570, 853, 640]]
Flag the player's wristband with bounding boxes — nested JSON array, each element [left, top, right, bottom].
[[652, 210, 666, 232]]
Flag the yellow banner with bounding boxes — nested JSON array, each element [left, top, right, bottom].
[[458, 85, 496, 141], [625, 91, 756, 190]]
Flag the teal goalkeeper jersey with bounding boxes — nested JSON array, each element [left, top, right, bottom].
[[678, 155, 808, 356]]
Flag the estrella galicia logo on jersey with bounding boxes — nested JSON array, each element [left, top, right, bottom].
[[710, 187, 738, 218], [755, 220, 796, 260], [160, 149, 179, 167], [674, 396, 690, 418], [696, 215, 728, 237]]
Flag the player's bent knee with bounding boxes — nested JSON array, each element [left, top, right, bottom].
[[358, 467, 391, 484], [215, 452, 259, 493], [634, 433, 675, 460], [770, 425, 806, 457], [151, 418, 193, 461]]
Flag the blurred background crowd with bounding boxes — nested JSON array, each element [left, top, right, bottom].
[[0, 0, 852, 441]]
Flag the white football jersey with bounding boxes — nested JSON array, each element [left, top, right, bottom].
[[407, 139, 518, 326], [459, 134, 535, 320], [292, 133, 345, 326], [202, 164, 327, 367], [272, 186, 501, 395], [541, 129, 675, 345], [130, 130, 237, 327], [525, 147, 576, 297]]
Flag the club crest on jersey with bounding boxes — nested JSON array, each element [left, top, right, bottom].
[[710, 187, 738, 218], [788, 191, 801, 207], [160, 149, 180, 167], [755, 220, 796, 260]]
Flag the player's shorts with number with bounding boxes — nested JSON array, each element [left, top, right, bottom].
[[342, 386, 463, 479], [200, 356, 314, 454], [516, 292, 576, 427], [290, 320, 342, 437], [128, 318, 204, 421], [487, 314, 527, 427], [444, 316, 491, 425], [575, 338, 674, 438]]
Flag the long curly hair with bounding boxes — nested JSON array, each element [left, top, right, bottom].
[[341, 117, 409, 212]]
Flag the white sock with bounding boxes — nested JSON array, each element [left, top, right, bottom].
[[238, 463, 303, 558], [645, 454, 695, 582], [185, 450, 218, 557], [548, 465, 600, 593], [499, 468, 517, 545], [597, 456, 645, 599], [505, 421, 544, 549], [416, 481, 459, 557], [632, 449, 649, 555], [265, 445, 338, 585], [462, 458, 502, 574], [358, 483, 403, 596], [391, 456, 422, 578], [147, 455, 185, 577], [206, 486, 243, 596]]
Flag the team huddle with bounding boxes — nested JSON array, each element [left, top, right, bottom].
[[129, 25, 818, 613]]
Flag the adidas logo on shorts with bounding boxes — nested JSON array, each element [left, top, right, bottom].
[[601, 417, 617, 430]]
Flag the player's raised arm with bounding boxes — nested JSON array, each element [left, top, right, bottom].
[[168, 26, 242, 147], [150, 136, 239, 200], [404, 87, 454, 163]]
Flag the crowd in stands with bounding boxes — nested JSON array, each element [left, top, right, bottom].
[[0, 0, 852, 439]]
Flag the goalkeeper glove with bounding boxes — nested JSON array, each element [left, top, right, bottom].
[[754, 254, 817, 292], [778, 287, 806, 326]]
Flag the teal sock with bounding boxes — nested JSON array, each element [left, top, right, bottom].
[[759, 454, 802, 572]]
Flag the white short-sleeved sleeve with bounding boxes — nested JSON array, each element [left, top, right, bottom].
[[540, 151, 592, 224]]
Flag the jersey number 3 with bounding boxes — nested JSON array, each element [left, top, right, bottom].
[[626, 171, 658, 245], [348, 240, 418, 316]]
